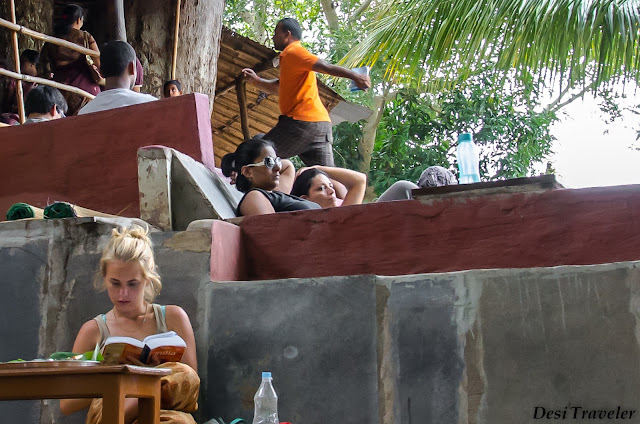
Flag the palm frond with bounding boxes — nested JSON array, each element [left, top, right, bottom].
[[342, 0, 640, 90]]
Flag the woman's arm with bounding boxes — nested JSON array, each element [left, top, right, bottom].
[[313, 166, 367, 206], [60, 320, 101, 415], [238, 190, 276, 216], [164, 305, 198, 372], [275, 159, 295, 194]]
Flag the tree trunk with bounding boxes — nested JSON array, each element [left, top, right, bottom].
[[124, 0, 223, 110], [358, 91, 390, 201], [251, 2, 268, 45], [358, 92, 387, 174]]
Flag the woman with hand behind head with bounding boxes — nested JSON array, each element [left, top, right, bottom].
[[60, 225, 199, 424], [290, 166, 366, 208]]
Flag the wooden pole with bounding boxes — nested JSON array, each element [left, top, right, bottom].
[[0, 18, 99, 57], [235, 77, 251, 140], [0, 69, 96, 100], [171, 0, 181, 80], [9, 0, 25, 124]]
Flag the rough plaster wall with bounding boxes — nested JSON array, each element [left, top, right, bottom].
[[124, 0, 222, 108], [0, 0, 53, 62]]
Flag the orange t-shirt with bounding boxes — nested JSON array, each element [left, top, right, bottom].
[[277, 41, 331, 122]]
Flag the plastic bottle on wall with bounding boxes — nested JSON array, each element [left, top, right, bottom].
[[456, 133, 480, 183], [252, 372, 279, 424]]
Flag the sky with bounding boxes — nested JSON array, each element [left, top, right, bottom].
[[548, 90, 640, 189]]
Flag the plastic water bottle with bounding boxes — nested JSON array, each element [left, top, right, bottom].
[[456, 133, 480, 183], [252, 372, 279, 424]]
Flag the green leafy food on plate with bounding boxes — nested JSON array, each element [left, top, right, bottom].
[[49, 352, 84, 360], [82, 351, 103, 361]]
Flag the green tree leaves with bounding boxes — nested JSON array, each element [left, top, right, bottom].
[[334, 72, 556, 195]]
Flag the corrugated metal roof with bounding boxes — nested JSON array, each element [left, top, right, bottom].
[[212, 27, 344, 166]]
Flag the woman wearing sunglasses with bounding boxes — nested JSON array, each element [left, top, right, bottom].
[[231, 137, 321, 216]]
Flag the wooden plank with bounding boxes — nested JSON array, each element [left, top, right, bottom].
[[213, 137, 239, 153]]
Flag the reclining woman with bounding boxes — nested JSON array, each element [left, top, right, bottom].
[[291, 165, 457, 207], [231, 136, 321, 216], [289, 165, 367, 208], [60, 225, 199, 424]]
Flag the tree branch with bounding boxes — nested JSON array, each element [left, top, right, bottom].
[[546, 80, 598, 113], [320, 0, 340, 31], [350, 0, 374, 22]]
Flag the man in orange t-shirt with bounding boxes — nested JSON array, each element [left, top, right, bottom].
[[242, 18, 371, 166]]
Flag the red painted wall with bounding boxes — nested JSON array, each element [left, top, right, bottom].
[[0, 93, 213, 219], [235, 186, 640, 280], [210, 220, 247, 281]]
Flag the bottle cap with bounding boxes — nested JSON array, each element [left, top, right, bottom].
[[262, 372, 272, 379], [458, 133, 473, 142]]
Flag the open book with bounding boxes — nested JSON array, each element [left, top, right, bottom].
[[102, 331, 186, 365]]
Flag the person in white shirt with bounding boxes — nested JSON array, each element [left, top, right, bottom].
[[78, 41, 156, 115]]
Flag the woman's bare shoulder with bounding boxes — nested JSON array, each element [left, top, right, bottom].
[[72, 318, 101, 352], [77, 317, 100, 337], [164, 305, 191, 323]]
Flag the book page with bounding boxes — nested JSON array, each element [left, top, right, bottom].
[[144, 332, 186, 350], [104, 336, 145, 348], [102, 343, 144, 365], [143, 331, 177, 342]]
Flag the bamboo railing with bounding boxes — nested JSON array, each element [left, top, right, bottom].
[[0, 18, 99, 57], [0, 4, 100, 123], [0, 68, 96, 100]]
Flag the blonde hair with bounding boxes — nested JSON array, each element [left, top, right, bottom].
[[96, 225, 162, 302]]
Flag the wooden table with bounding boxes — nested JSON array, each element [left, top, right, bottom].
[[0, 364, 171, 424]]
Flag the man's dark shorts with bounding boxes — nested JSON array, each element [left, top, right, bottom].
[[264, 115, 334, 166]]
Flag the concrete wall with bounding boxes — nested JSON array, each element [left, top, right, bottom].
[[0, 93, 213, 219], [0, 218, 213, 424], [2, 219, 640, 423]]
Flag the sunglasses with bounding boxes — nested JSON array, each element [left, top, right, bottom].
[[244, 156, 282, 169]]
